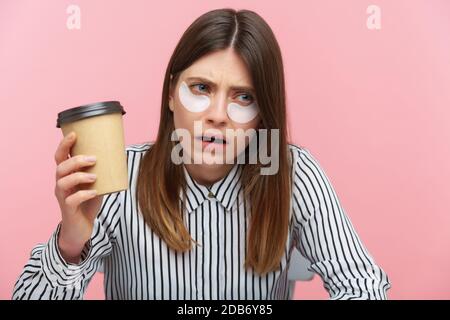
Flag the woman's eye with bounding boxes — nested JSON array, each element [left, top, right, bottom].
[[236, 93, 254, 105], [191, 83, 209, 94]]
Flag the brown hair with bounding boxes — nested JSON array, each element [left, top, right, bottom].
[[136, 8, 291, 275]]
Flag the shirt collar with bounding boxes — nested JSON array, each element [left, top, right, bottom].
[[180, 163, 243, 214]]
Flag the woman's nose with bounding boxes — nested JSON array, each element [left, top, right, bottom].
[[204, 95, 229, 126]]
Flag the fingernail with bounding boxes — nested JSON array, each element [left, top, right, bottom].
[[84, 156, 96, 162], [87, 173, 97, 180], [67, 132, 75, 140], [88, 190, 97, 195]]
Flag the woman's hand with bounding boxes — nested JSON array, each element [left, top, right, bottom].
[[54, 132, 104, 263]]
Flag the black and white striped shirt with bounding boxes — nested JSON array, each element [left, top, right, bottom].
[[12, 143, 391, 300]]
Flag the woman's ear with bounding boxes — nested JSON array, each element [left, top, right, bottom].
[[168, 74, 175, 112], [169, 95, 174, 112]]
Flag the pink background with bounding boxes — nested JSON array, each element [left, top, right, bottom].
[[1, 0, 449, 300]]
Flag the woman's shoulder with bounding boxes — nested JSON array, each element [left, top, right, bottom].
[[287, 142, 325, 176], [125, 141, 155, 154], [124, 142, 155, 170], [287, 142, 313, 162]]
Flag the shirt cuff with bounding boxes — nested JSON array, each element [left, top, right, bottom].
[[40, 222, 93, 289]]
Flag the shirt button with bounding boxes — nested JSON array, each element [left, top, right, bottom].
[[207, 191, 214, 198]]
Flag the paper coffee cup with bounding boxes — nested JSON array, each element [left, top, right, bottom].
[[56, 101, 128, 196]]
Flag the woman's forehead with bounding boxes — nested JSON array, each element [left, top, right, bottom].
[[181, 50, 253, 87]]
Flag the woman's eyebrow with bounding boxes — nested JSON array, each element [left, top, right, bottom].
[[185, 76, 255, 94]]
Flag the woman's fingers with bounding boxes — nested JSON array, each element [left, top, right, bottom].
[[55, 155, 97, 181], [56, 171, 97, 193], [55, 132, 76, 165], [64, 189, 98, 208]]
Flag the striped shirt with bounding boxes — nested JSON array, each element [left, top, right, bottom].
[[12, 143, 391, 300]]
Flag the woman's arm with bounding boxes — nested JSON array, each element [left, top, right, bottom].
[[12, 192, 122, 300], [290, 145, 391, 300]]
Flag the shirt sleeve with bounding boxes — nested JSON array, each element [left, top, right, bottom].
[[12, 191, 123, 300], [290, 146, 391, 300]]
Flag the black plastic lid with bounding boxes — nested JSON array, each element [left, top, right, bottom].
[[56, 101, 126, 128]]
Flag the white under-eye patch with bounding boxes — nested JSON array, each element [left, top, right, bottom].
[[227, 102, 259, 124], [178, 81, 210, 113]]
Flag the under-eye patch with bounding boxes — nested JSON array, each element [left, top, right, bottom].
[[227, 102, 259, 124], [178, 81, 211, 113]]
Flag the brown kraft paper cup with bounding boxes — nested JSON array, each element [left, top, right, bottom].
[[56, 101, 128, 196]]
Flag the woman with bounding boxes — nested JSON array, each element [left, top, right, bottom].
[[13, 8, 391, 300]]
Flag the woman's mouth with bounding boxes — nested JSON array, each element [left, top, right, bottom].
[[196, 135, 228, 149]]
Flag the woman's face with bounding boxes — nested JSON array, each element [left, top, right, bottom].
[[169, 48, 261, 166]]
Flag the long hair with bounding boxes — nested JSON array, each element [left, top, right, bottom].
[[136, 8, 291, 275]]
